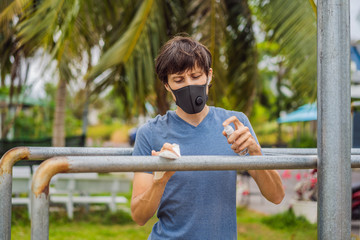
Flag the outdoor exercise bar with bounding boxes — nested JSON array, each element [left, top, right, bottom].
[[1, 0, 355, 238], [1, 147, 358, 239], [317, 0, 351, 239], [30, 155, 360, 239], [1, 147, 360, 239], [0, 147, 132, 240], [30, 155, 317, 239]]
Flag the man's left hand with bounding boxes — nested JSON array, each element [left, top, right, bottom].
[[222, 116, 261, 156]]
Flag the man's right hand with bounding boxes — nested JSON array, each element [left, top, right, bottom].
[[151, 143, 176, 183], [131, 143, 177, 225]]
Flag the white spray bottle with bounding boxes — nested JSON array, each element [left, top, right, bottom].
[[224, 125, 249, 156]]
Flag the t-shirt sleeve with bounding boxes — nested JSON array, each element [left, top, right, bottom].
[[132, 123, 153, 174], [132, 123, 152, 156]]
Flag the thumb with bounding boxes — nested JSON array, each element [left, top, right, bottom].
[[152, 150, 159, 156]]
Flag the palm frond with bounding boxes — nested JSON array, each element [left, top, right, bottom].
[[256, 0, 317, 102], [0, 0, 31, 28], [86, 0, 154, 80]]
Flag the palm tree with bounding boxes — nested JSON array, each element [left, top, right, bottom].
[[0, 0, 33, 139], [1, 0, 317, 146], [255, 0, 317, 106], [12, 0, 110, 146], [86, 0, 259, 115]]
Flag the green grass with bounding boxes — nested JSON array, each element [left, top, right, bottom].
[[237, 207, 317, 240], [11, 206, 317, 239]]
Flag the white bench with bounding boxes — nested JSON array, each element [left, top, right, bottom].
[[12, 167, 33, 216], [51, 175, 131, 219], [11, 167, 131, 219], [12, 177, 31, 214]]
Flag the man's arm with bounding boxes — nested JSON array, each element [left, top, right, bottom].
[[131, 144, 175, 226], [131, 172, 172, 225], [247, 169, 284, 204], [223, 116, 285, 204]]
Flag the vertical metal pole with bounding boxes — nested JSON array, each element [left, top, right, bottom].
[[0, 172, 12, 240], [31, 192, 49, 240], [0, 147, 30, 240], [317, 0, 351, 239]]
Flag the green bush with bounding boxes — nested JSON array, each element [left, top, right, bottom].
[[289, 134, 317, 148], [261, 208, 316, 230]]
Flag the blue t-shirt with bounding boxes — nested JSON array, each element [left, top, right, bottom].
[[132, 106, 260, 240]]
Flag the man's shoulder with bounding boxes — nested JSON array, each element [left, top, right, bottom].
[[138, 111, 173, 131], [211, 106, 247, 121]]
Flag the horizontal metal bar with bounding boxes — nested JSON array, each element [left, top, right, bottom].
[[27, 147, 133, 159], [66, 155, 318, 171], [351, 155, 360, 168], [262, 148, 360, 155], [30, 154, 360, 239], [68, 155, 360, 171], [3, 146, 360, 240], [26, 147, 360, 157]]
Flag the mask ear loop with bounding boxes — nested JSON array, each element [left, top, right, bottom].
[[207, 77, 213, 89]]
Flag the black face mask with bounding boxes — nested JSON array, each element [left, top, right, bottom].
[[169, 82, 208, 114]]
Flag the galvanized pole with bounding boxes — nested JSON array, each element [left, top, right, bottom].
[[30, 192, 49, 240], [317, 0, 351, 239]]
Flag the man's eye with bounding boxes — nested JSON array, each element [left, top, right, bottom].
[[193, 75, 201, 79]]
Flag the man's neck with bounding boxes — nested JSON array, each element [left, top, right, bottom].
[[175, 105, 210, 127]]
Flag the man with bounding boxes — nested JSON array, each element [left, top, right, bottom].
[[131, 36, 284, 239]]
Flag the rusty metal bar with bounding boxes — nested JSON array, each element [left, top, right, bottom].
[[31, 154, 360, 239], [3, 147, 360, 239], [0, 147, 132, 240]]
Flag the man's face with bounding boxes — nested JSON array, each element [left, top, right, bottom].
[[165, 66, 212, 101]]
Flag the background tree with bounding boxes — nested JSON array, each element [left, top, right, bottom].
[[1, 0, 317, 147]]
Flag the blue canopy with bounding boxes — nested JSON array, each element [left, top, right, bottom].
[[277, 103, 317, 123], [351, 46, 360, 70]]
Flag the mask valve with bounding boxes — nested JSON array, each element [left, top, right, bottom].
[[195, 96, 203, 106]]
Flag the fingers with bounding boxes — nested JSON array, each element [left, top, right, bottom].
[[227, 126, 249, 144], [161, 143, 174, 152], [152, 142, 176, 156], [230, 130, 252, 151], [151, 150, 160, 156], [222, 116, 244, 130], [222, 116, 261, 155], [234, 137, 253, 153], [235, 138, 262, 155]]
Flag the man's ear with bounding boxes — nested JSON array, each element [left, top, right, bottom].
[[208, 68, 213, 85], [164, 83, 171, 92]]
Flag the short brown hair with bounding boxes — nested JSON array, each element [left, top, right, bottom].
[[155, 36, 212, 84]]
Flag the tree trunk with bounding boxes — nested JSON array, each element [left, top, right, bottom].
[[1, 52, 20, 139], [276, 62, 285, 146], [82, 49, 92, 141], [82, 87, 90, 136], [155, 80, 169, 115], [52, 77, 67, 147]]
